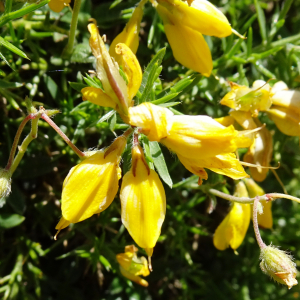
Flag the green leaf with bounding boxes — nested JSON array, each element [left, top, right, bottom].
[[69, 82, 88, 92], [0, 79, 23, 88], [99, 255, 111, 271], [0, 37, 29, 59], [149, 141, 172, 188], [0, 51, 14, 70], [254, 0, 267, 42], [109, 112, 117, 131], [70, 43, 93, 63], [137, 48, 166, 103], [0, 214, 25, 229], [83, 73, 103, 89], [151, 93, 179, 105], [142, 137, 154, 169], [97, 110, 116, 123], [159, 102, 180, 108]]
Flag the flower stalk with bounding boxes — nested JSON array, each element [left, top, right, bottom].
[[253, 196, 266, 249]]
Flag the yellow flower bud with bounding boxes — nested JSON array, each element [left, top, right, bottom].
[[120, 145, 166, 253], [156, 0, 232, 38], [0, 169, 12, 198], [109, 5, 144, 57], [214, 115, 235, 127], [57, 136, 126, 225], [116, 245, 150, 287], [156, 4, 212, 76], [48, 0, 70, 13], [220, 81, 272, 116], [243, 178, 273, 229], [213, 181, 251, 251], [128, 103, 174, 141], [267, 106, 300, 137], [260, 245, 298, 289]]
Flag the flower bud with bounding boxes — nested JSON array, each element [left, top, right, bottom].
[[0, 169, 12, 198], [260, 245, 298, 289], [116, 245, 149, 287]]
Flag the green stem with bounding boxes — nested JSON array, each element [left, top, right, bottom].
[[62, 0, 82, 58], [41, 113, 85, 158], [208, 188, 300, 204], [4, 0, 13, 15], [253, 196, 266, 249]]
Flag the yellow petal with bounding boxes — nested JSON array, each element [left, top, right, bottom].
[[267, 106, 300, 137], [161, 115, 241, 159], [271, 90, 300, 114], [61, 137, 126, 223], [214, 115, 235, 127], [156, 0, 232, 38], [55, 216, 71, 230], [178, 152, 249, 181], [157, 5, 212, 76], [120, 146, 166, 249], [109, 5, 143, 57], [213, 182, 250, 250], [81, 87, 116, 109], [129, 103, 174, 141], [114, 43, 142, 102], [88, 23, 129, 115]]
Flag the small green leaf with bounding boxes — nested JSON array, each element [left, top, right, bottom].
[[254, 0, 267, 42], [0, 51, 14, 70], [137, 48, 166, 103], [98, 110, 115, 123], [70, 43, 93, 63], [151, 93, 180, 105], [149, 141, 172, 188], [99, 255, 111, 271], [0, 214, 25, 229], [69, 82, 88, 92], [0, 37, 29, 59]]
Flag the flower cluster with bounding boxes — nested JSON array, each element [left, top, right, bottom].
[[54, 4, 252, 284]]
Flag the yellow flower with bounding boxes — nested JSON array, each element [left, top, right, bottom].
[[120, 145, 166, 256], [128, 102, 174, 141], [109, 3, 144, 59], [81, 23, 142, 117], [48, 0, 70, 13], [155, 0, 232, 76], [116, 245, 150, 287], [243, 178, 273, 229], [220, 81, 273, 117], [55, 136, 126, 230], [213, 181, 251, 251]]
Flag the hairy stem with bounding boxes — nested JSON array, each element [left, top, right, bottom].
[[253, 196, 266, 249], [41, 114, 85, 158]]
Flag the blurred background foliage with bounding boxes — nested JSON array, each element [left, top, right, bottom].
[[0, 0, 300, 299]]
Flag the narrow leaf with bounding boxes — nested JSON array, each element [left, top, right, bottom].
[[0, 214, 25, 229], [0, 37, 29, 59]]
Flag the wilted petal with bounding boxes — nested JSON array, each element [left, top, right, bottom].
[[120, 145, 166, 251]]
